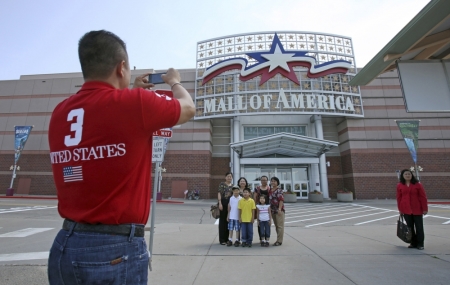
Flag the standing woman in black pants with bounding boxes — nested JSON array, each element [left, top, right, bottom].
[[254, 175, 270, 246], [396, 169, 428, 250], [218, 172, 233, 245]]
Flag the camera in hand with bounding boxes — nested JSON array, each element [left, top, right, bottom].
[[148, 73, 165, 84]]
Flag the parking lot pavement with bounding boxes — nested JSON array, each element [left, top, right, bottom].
[[282, 201, 450, 227], [1, 198, 449, 285]]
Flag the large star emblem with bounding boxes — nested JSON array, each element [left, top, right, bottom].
[[244, 34, 307, 84]]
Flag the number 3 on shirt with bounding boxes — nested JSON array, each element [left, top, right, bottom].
[[64, 108, 84, 147]]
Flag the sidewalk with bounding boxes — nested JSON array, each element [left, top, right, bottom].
[[0, 194, 183, 203], [148, 221, 449, 285]]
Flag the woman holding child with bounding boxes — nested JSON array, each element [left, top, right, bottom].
[[269, 176, 285, 246], [218, 172, 233, 245]]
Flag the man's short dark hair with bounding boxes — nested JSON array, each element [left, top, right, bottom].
[[78, 30, 128, 79]]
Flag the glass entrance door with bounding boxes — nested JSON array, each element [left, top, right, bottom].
[[277, 168, 292, 194], [293, 168, 309, 199]]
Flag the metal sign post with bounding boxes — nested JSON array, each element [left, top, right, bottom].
[[148, 128, 172, 271], [148, 161, 159, 271]]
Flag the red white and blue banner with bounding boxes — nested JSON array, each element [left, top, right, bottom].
[[194, 31, 363, 119], [14, 126, 33, 164]]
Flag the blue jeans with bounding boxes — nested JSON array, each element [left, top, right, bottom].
[[48, 224, 149, 285], [241, 222, 253, 245], [259, 221, 270, 240]]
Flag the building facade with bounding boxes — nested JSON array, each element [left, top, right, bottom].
[[1, 31, 449, 199]]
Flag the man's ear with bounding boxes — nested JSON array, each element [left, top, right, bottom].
[[116, 60, 126, 78]]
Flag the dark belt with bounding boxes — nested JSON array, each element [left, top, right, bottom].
[[62, 219, 145, 237]]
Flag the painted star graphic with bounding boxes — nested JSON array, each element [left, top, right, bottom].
[[244, 34, 308, 84]]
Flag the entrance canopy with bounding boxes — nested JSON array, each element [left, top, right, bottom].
[[230, 133, 338, 158]]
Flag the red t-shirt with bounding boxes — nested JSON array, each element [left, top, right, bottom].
[[48, 81, 180, 225]]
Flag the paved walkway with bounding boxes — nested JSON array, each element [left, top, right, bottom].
[[148, 221, 449, 284]]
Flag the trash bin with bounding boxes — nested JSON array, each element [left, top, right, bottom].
[[6, 188, 14, 196], [156, 192, 162, 201]]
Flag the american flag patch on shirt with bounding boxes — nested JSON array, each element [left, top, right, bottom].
[[63, 166, 83, 182]]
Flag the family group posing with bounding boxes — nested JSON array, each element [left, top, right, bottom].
[[218, 168, 429, 250], [217, 173, 285, 247]]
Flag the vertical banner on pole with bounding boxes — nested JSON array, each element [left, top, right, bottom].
[[396, 120, 420, 179], [14, 126, 33, 164], [8, 126, 33, 193]]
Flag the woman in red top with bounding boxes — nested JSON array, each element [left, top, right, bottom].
[[396, 169, 428, 250]]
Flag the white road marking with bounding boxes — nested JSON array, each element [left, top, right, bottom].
[[285, 208, 377, 224], [0, 251, 49, 262], [305, 210, 392, 227], [286, 206, 361, 219], [428, 204, 450, 209], [285, 205, 354, 214], [354, 215, 398, 225], [442, 220, 450, 225], [0, 228, 53, 237], [426, 214, 450, 220], [0, 206, 57, 214]]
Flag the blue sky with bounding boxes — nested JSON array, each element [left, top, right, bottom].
[[0, 0, 430, 80]]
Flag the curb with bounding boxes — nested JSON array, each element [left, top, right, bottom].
[[0, 195, 184, 204]]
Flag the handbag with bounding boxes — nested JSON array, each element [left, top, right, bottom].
[[210, 204, 220, 219], [397, 215, 412, 243]]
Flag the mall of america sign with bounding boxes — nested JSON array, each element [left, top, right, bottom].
[[194, 31, 363, 119]]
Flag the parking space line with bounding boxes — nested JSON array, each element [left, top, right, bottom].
[[349, 204, 397, 212], [285, 205, 354, 214], [305, 210, 392, 227], [0, 251, 49, 262], [286, 207, 364, 219], [285, 208, 377, 224], [429, 205, 450, 209], [354, 215, 398, 225], [426, 214, 450, 220], [0, 206, 57, 214], [0, 228, 54, 238]]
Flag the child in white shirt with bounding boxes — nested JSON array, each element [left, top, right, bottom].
[[227, 186, 242, 246], [256, 195, 272, 247]]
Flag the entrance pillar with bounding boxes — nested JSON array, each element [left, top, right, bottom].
[[311, 115, 329, 199], [232, 117, 240, 180]]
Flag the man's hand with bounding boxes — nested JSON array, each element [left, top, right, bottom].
[[423, 211, 428, 215], [133, 73, 154, 89], [219, 204, 223, 211], [161, 68, 181, 86]]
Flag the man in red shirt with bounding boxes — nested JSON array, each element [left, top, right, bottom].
[[47, 30, 195, 284]]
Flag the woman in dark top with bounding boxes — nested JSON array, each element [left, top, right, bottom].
[[218, 172, 233, 245], [237, 177, 248, 197], [269, 176, 285, 246], [396, 169, 428, 250], [254, 175, 270, 245]]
